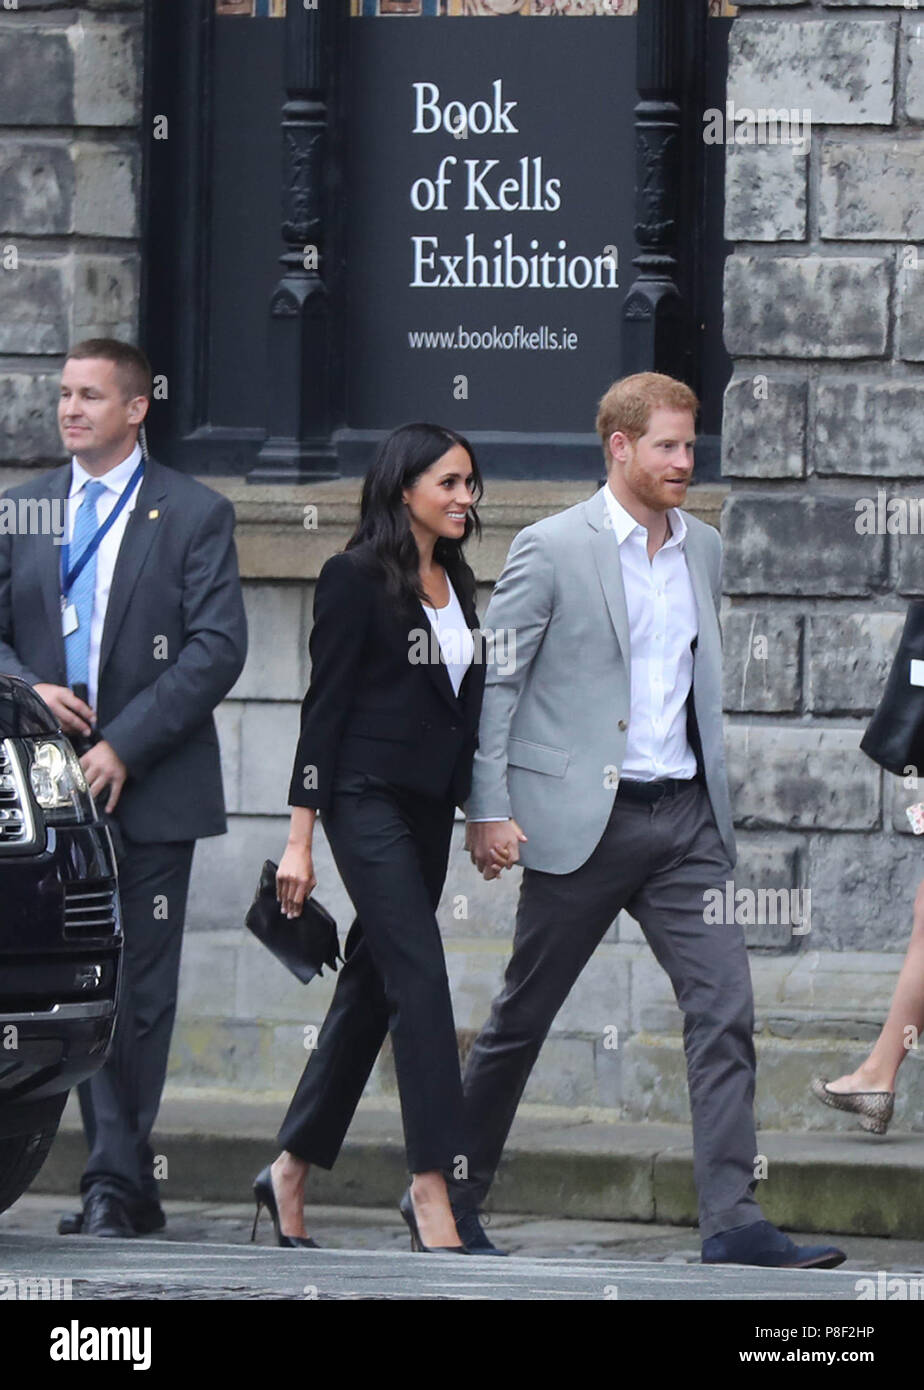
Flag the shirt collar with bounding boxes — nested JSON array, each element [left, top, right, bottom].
[[69, 443, 144, 499], [602, 481, 687, 549]]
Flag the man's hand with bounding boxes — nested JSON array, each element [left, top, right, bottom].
[[80, 740, 128, 814], [33, 683, 95, 737], [467, 819, 528, 881]]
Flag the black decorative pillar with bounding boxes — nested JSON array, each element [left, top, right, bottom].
[[622, 0, 692, 383], [249, 0, 340, 482]]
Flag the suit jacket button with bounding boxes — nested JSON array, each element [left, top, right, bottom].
[[618, 719, 627, 732]]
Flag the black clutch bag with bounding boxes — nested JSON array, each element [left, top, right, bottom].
[[245, 860, 340, 984], [861, 602, 924, 776]]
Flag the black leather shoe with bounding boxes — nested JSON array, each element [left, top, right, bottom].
[[81, 1192, 136, 1239], [58, 1199, 165, 1236], [454, 1208, 508, 1255], [702, 1219, 845, 1269]]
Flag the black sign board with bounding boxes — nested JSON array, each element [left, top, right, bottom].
[[345, 18, 638, 442]]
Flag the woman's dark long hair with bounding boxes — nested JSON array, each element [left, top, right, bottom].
[[346, 422, 483, 612]]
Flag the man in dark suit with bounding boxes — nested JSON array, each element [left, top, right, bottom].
[[0, 338, 247, 1237]]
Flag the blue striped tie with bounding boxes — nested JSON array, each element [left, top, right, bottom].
[[64, 481, 107, 690]]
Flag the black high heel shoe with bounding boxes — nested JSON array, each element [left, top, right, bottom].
[[399, 1189, 470, 1254], [251, 1165, 320, 1249]]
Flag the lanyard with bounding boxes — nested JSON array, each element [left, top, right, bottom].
[[60, 462, 145, 599]]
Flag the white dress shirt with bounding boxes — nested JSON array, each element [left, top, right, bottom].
[[422, 574, 474, 697], [65, 444, 144, 710], [602, 483, 698, 781]]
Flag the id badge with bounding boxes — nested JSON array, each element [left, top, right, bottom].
[[62, 602, 79, 637]]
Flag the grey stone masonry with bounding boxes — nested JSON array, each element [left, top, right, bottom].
[[0, 6, 144, 464], [722, 1, 924, 963], [721, 376, 807, 477], [898, 264, 924, 361], [815, 381, 924, 476], [727, 18, 897, 125], [724, 256, 890, 359]]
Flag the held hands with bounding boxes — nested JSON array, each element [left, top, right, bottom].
[[79, 741, 127, 814], [34, 683, 95, 737], [466, 818, 528, 881], [277, 842, 317, 920]]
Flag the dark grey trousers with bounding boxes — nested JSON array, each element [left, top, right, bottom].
[[77, 835, 195, 1209], [452, 780, 763, 1239]]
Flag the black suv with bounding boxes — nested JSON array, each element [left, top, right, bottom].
[[0, 675, 122, 1213]]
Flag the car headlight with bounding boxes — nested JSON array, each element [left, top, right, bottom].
[[28, 738, 96, 825]]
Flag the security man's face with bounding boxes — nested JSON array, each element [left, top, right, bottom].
[[58, 357, 147, 472]]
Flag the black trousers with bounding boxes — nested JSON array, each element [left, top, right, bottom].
[[277, 770, 466, 1174], [78, 834, 195, 1208]]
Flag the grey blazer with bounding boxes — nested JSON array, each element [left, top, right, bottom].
[[465, 484, 736, 875], [0, 457, 247, 843]]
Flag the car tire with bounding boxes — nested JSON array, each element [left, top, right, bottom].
[[0, 1093, 67, 1216]]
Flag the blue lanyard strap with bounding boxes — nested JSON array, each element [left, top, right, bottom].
[[60, 462, 145, 599]]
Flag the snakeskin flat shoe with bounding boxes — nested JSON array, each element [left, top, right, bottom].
[[810, 1077, 895, 1135]]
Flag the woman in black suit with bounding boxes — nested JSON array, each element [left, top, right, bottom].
[[252, 423, 486, 1253]]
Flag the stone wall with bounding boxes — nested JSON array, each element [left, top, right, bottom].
[[722, 0, 924, 965], [0, 0, 143, 465]]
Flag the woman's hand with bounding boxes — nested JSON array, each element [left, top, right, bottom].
[[276, 842, 317, 920]]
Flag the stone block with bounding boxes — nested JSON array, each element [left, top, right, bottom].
[[895, 528, 924, 594], [229, 583, 308, 702], [71, 20, 143, 127], [438, 830, 521, 941], [444, 939, 507, 1032], [168, 1017, 273, 1089], [71, 253, 139, 341], [175, 930, 238, 1018], [820, 138, 924, 239], [806, 835, 924, 950], [908, 19, 924, 123], [0, 258, 68, 354], [897, 264, 924, 361], [816, 379, 924, 477], [620, 1035, 690, 1124], [0, 28, 73, 125], [238, 701, 301, 816], [721, 376, 806, 479], [724, 143, 807, 242], [723, 495, 887, 596], [73, 142, 140, 239], [0, 372, 63, 464], [722, 609, 803, 712], [521, 1037, 599, 1108], [807, 612, 904, 714], [547, 941, 629, 1036], [725, 840, 806, 950], [214, 699, 242, 815], [888, 771, 924, 835], [724, 255, 889, 359], [726, 725, 881, 831], [0, 140, 73, 235], [728, 19, 896, 126], [186, 814, 292, 932]]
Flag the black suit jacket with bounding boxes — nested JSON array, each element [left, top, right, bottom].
[[0, 456, 247, 842], [289, 542, 486, 812]]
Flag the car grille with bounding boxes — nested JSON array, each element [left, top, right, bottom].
[[63, 883, 119, 939], [0, 742, 29, 848]]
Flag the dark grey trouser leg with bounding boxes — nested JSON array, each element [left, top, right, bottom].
[[625, 783, 762, 1239], [78, 838, 195, 1207]]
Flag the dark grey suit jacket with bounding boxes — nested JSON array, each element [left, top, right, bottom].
[[0, 457, 247, 843]]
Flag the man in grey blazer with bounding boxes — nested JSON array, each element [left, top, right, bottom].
[[455, 373, 844, 1268], [0, 339, 247, 1237]]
